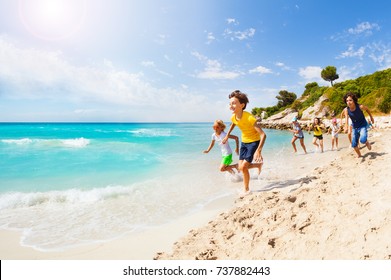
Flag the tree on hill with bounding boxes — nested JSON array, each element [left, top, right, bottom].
[[303, 82, 319, 96], [276, 90, 297, 108], [252, 68, 391, 120], [321, 66, 339, 86]]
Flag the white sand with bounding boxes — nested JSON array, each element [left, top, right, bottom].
[[156, 128, 391, 260]]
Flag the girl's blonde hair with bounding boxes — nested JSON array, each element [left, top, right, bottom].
[[214, 119, 226, 130]]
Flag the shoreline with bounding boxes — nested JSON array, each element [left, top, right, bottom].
[[156, 127, 391, 260], [0, 194, 236, 260], [1, 125, 389, 260]]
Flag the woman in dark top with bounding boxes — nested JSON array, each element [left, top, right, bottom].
[[342, 92, 374, 158]]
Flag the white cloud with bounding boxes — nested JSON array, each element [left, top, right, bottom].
[[224, 28, 256, 41], [191, 51, 241, 80], [337, 42, 391, 70], [249, 66, 272, 75], [337, 64, 365, 82], [140, 59, 172, 77], [224, 18, 255, 41], [74, 108, 99, 114], [196, 70, 239, 80], [248, 87, 280, 107], [206, 31, 215, 44], [154, 34, 167, 45], [298, 66, 322, 81], [0, 39, 73, 97], [0, 37, 218, 121], [191, 51, 208, 63], [366, 42, 391, 70], [275, 62, 291, 71], [338, 45, 366, 59], [141, 60, 155, 67], [226, 18, 239, 25], [331, 21, 381, 41], [348, 22, 380, 35]]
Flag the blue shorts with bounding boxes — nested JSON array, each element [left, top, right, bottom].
[[239, 141, 260, 163], [352, 126, 368, 148]]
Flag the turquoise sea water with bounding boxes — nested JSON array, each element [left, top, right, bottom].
[[0, 122, 308, 251]]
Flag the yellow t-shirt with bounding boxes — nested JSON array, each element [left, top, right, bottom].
[[231, 111, 260, 143], [313, 125, 322, 136]]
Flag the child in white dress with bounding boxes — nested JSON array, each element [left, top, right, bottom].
[[203, 120, 239, 174]]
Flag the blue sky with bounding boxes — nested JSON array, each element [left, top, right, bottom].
[[0, 0, 390, 122]]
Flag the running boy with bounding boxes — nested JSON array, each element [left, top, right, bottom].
[[203, 120, 239, 174], [222, 90, 267, 194], [342, 92, 374, 158]]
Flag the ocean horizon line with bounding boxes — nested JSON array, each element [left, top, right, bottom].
[[0, 121, 213, 124]]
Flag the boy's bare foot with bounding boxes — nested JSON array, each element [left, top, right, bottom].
[[366, 141, 372, 150], [257, 162, 263, 175], [239, 190, 252, 198]]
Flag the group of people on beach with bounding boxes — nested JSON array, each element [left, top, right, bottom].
[[203, 91, 374, 194], [290, 116, 335, 154], [290, 92, 374, 157]]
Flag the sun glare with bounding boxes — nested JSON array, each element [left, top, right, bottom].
[[18, 0, 86, 41], [41, 0, 64, 21]]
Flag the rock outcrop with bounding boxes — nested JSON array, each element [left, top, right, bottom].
[[260, 95, 332, 130]]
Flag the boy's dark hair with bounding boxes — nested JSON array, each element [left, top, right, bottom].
[[229, 90, 249, 110], [343, 92, 358, 104]]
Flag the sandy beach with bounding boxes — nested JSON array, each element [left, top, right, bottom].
[[0, 194, 236, 260], [156, 127, 391, 260], [1, 121, 390, 260]]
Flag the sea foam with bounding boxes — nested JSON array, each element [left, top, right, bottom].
[[1, 138, 33, 145], [128, 128, 178, 137], [1, 137, 90, 148], [0, 185, 132, 210]]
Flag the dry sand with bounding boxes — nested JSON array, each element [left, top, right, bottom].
[[156, 128, 391, 260]]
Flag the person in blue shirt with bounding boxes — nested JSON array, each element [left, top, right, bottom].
[[289, 116, 307, 154], [342, 92, 374, 158]]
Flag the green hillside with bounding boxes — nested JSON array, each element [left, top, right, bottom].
[[253, 68, 391, 118]]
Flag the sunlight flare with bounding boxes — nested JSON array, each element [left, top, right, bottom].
[[18, 0, 86, 41]]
